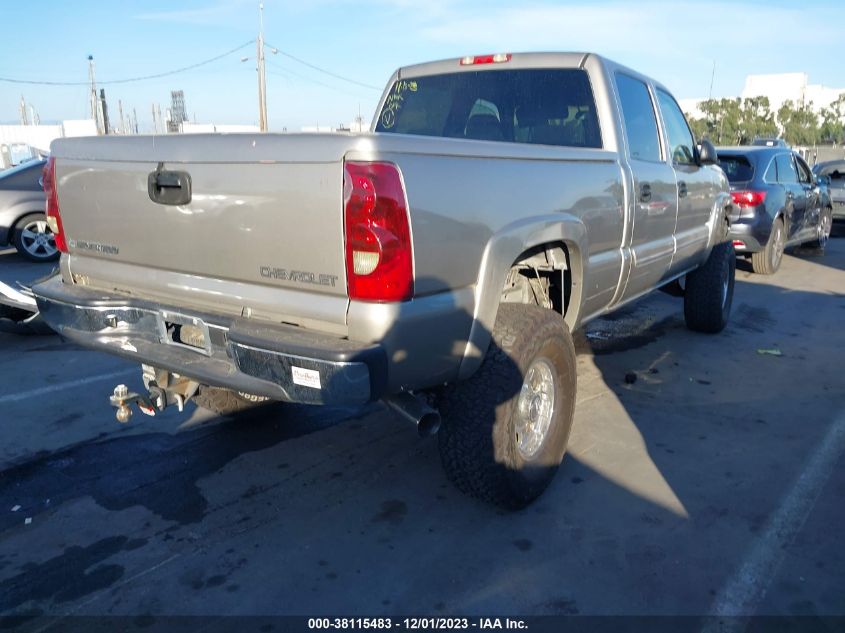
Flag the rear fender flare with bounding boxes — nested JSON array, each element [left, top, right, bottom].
[[457, 214, 587, 380]]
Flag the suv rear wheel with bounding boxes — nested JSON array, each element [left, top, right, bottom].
[[437, 304, 577, 509], [752, 216, 785, 274]]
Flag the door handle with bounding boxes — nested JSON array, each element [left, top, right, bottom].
[[678, 181, 688, 198], [639, 182, 652, 203]]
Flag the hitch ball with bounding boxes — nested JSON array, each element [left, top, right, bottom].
[[113, 384, 132, 423]]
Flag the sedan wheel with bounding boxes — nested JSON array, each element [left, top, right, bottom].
[[13, 213, 59, 262]]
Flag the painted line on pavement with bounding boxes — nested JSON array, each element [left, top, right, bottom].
[[704, 410, 845, 629], [0, 369, 136, 405]]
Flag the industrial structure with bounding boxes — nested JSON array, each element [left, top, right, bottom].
[[168, 90, 187, 133]]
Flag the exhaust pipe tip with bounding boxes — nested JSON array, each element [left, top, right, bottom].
[[417, 411, 441, 437], [383, 392, 441, 438]]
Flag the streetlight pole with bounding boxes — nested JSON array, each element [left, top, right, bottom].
[[257, 2, 268, 132]]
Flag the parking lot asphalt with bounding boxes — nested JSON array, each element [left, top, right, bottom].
[[0, 235, 843, 625]]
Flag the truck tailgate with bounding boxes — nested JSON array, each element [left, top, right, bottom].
[[52, 134, 351, 323]]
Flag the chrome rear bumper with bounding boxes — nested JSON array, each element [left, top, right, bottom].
[[31, 275, 386, 406]]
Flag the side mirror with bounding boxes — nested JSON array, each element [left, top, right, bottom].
[[816, 174, 831, 187], [697, 139, 718, 166]]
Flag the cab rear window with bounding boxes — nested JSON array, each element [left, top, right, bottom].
[[375, 68, 602, 149], [718, 155, 754, 183]]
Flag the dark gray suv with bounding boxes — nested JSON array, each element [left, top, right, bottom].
[[717, 147, 832, 274]]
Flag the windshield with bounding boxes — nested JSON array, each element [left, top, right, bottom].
[[375, 68, 602, 149]]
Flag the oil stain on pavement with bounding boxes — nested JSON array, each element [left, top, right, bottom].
[[0, 403, 365, 530]]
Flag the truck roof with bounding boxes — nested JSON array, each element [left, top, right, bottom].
[[397, 52, 596, 78], [393, 52, 670, 100]]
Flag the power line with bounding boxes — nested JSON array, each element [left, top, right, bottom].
[[263, 42, 380, 91], [265, 60, 371, 98], [0, 40, 254, 86]]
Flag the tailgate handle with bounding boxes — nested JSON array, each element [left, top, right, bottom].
[[148, 163, 192, 206]]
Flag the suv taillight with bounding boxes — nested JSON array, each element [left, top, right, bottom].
[[42, 157, 67, 253], [343, 161, 413, 302], [731, 190, 766, 208]]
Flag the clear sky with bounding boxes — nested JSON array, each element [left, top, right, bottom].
[[1, 0, 842, 131]]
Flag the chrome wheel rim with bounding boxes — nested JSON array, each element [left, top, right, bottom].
[[771, 223, 784, 270], [20, 219, 57, 259], [515, 357, 556, 460], [819, 213, 831, 248]]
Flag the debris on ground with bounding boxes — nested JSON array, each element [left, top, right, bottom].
[[757, 348, 783, 356], [624, 372, 637, 384], [11, 505, 21, 512]]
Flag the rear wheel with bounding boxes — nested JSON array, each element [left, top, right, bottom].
[[684, 240, 735, 334], [192, 386, 271, 415], [13, 213, 59, 262], [751, 217, 785, 274], [437, 304, 577, 509]]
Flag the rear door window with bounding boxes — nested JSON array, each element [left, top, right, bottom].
[[614, 73, 661, 162], [718, 155, 754, 183], [764, 159, 778, 183], [775, 154, 799, 184], [375, 68, 602, 149]]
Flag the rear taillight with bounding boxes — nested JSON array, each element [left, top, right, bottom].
[[459, 53, 511, 65], [731, 190, 766, 208], [42, 157, 67, 253], [343, 161, 413, 302]]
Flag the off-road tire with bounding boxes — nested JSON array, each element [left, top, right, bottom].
[[684, 240, 735, 334], [437, 304, 577, 509], [807, 207, 833, 250], [192, 386, 271, 415], [752, 217, 785, 274]]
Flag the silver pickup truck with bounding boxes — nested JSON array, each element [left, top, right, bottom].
[[33, 52, 735, 508]]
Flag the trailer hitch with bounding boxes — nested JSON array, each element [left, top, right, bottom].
[[109, 368, 197, 423], [109, 384, 156, 423]]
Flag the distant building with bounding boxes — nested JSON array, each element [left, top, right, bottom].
[[0, 120, 98, 155], [180, 123, 260, 134], [741, 73, 844, 114], [680, 73, 845, 120], [168, 90, 187, 133]]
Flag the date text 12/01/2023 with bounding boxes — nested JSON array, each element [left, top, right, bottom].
[[307, 617, 528, 629]]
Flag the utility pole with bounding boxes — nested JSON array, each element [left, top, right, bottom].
[[118, 100, 126, 134], [257, 1, 268, 132], [88, 55, 103, 134], [132, 108, 139, 134], [708, 60, 716, 101], [156, 104, 163, 134], [99, 89, 110, 135], [19, 95, 29, 125]]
